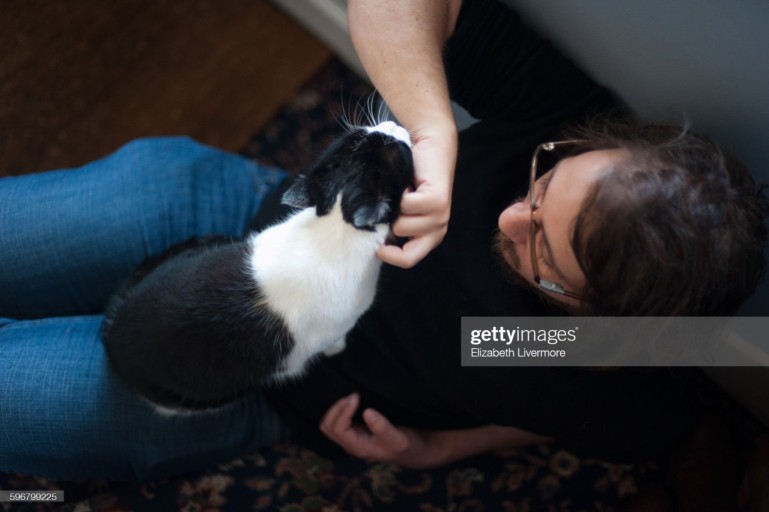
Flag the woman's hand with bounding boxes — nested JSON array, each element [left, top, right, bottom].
[[378, 126, 458, 268], [320, 393, 552, 469], [319, 393, 447, 469]]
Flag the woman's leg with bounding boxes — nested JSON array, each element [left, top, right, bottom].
[[0, 136, 285, 318], [0, 315, 290, 481], [0, 137, 290, 480]]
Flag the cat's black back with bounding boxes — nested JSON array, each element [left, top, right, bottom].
[[103, 239, 291, 410]]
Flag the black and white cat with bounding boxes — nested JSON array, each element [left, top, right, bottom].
[[102, 120, 413, 413]]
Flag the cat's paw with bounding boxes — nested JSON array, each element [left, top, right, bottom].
[[324, 338, 347, 356]]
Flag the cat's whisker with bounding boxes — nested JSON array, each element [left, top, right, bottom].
[[336, 94, 367, 134], [353, 95, 367, 130], [336, 110, 355, 135], [357, 105, 367, 129], [365, 93, 374, 126], [376, 97, 391, 126], [350, 97, 365, 130], [337, 93, 358, 134], [334, 110, 349, 133]]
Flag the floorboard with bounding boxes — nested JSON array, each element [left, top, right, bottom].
[[0, 0, 331, 176]]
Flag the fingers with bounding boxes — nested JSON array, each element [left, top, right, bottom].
[[378, 187, 450, 268], [363, 408, 410, 453], [398, 188, 450, 217], [378, 235, 440, 269], [318, 393, 384, 460], [319, 393, 359, 440], [391, 211, 448, 237], [319, 394, 412, 461]]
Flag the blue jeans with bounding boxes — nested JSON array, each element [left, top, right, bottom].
[[0, 137, 291, 481]]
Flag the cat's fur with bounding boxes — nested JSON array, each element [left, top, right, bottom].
[[102, 121, 413, 414]]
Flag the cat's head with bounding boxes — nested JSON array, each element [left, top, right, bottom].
[[281, 121, 414, 230]]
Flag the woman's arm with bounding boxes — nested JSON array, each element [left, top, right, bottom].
[[320, 393, 551, 469], [348, 0, 460, 138], [348, 0, 462, 269]]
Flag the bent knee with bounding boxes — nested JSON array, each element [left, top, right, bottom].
[[111, 136, 226, 183]]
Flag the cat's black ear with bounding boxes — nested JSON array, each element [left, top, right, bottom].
[[351, 201, 392, 228], [281, 175, 312, 209]]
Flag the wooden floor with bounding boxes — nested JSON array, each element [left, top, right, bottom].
[[0, 0, 331, 176]]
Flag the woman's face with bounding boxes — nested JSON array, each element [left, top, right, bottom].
[[496, 149, 626, 308]]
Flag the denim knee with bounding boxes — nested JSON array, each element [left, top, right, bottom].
[[108, 136, 286, 237], [0, 315, 288, 481], [110, 136, 234, 189]]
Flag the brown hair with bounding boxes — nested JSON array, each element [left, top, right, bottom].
[[567, 118, 768, 315]]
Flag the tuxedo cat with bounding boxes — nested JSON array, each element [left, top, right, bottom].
[[102, 121, 413, 413]]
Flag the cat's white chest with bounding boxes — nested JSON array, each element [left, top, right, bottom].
[[247, 201, 387, 379]]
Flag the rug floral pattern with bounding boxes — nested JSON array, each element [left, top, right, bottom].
[[1, 442, 656, 511]]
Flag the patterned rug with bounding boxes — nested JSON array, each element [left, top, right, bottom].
[[1, 58, 760, 512], [1, 442, 656, 512]]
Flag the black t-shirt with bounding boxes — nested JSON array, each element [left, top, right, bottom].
[[255, 0, 698, 463]]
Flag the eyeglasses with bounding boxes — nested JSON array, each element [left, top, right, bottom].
[[529, 141, 590, 303]]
